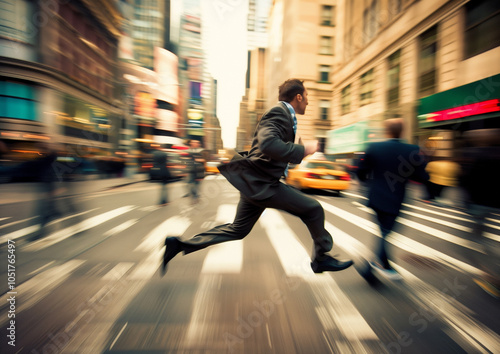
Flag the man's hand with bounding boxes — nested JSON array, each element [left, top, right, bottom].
[[304, 141, 319, 157]]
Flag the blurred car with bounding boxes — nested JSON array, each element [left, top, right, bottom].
[[285, 158, 350, 192], [205, 161, 220, 174]]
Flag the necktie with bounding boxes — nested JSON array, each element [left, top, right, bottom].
[[283, 101, 297, 136]]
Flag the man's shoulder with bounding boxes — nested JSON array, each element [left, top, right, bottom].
[[262, 103, 288, 117], [367, 140, 420, 155]]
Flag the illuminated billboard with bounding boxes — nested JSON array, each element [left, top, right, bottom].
[[154, 47, 179, 105]]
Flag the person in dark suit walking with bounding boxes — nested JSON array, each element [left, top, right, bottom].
[[161, 79, 353, 275], [357, 118, 428, 280], [152, 149, 170, 206], [185, 139, 205, 203]]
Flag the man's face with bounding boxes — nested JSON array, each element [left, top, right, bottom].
[[295, 89, 308, 115]]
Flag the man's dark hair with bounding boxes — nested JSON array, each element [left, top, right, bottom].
[[278, 79, 305, 102], [384, 118, 403, 139]]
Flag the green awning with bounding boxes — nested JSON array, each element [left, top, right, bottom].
[[418, 74, 500, 129]]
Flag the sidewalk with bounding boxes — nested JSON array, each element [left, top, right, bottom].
[[0, 173, 150, 205]]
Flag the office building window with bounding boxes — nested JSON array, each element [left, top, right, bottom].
[[0, 0, 35, 44], [389, 0, 402, 19], [319, 65, 331, 83], [387, 50, 401, 108], [320, 5, 335, 26], [363, 0, 380, 44], [319, 36, 333, 55], [360, 69, 374, 106], [418, 26, 437, 98], [341, 85, 351, 115], [344, 28, 353, 60], [464, 0, 500, 59], [0, 81, 38, 121], [319, 100, 330, 120]]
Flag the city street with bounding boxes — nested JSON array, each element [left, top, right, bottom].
[[0, 175, 499, 353]]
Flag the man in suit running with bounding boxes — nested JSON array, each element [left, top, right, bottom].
[[161, 79, 353, 275], [357, 118, 428, 280]]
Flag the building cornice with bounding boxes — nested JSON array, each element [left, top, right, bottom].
[[334, 0, 468, 88], [0, 57, 123, 114]]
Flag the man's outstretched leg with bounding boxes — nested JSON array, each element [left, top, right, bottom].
[[161, 195, 264, 275], [263, 183, 353, 273]]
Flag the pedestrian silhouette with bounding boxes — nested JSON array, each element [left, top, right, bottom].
[[184, 139, 205, 203], [356, 118, 429, 281], [151, 149, 171, 206], [459, 128, 500, 297], [161, 79, 353, 275], [424, 158, 461, 205]]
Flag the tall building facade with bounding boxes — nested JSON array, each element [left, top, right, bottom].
[[1, 0, 124, 160], [130, 0, 166, 70], [118, 0, 182, 153], [237, 48, 268, 151], [177, 0, 208, 144], [247, 0, 272, 50], [237, 0, 272, 151], [267, 0, 338, 152], [328, 0, 500, 161]]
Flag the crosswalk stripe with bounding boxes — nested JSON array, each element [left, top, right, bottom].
[[0, 224, 41, 244], [134, 215, 191, 252], [322, 218, 499, 352], [28, 261, 56, 276], [318, 200, 483, 275], [46, 208, 98, 227], [326, 197, 484, 252], [393, 264, 500, 353], [102, 263, 134, 281], [0, 260, 85, 327], [103, 219, 138, 237], [342, 191, 367, 200], [486, 217, 500, 224], [202, 204, 243, 274], [202, 241, 243, 274], [485, 221, 500, 230], [400, 209, 473, 232], [0, 216, 37, 230], [351, 198, 500, 246], [0, 210, 99, 245], [260, 209, 313, 278], [127, 249, 163, 280], [260, 209, 379, 346], [484, 232, 500, 243], [343, 190, 474, 222], [351, 201, 374, 214], [402, 203, 472, 222], [23, 206, 136, 251], [395, 217, 482, 252]]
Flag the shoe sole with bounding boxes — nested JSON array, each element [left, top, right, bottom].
[[311, 261, 354, 273], [473, 278, 500, 298], [369, 262, 402, 281]]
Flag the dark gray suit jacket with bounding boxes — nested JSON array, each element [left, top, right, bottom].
[[219, 102, 305, 200], [357, 139, 429, 214]]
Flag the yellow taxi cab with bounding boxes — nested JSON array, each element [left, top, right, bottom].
[[205, 161, 220, 174], [285, 157, 351, 192]]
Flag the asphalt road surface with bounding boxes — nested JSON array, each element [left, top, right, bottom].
[[0, 175, 499, 353]]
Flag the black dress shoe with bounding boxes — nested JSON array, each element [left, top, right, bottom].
[[161, 237, 181, 276], [311, 255, 353, 273]]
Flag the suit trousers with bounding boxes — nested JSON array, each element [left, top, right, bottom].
[[180, 182, 334, 260], [373, 207, 398, 268]]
